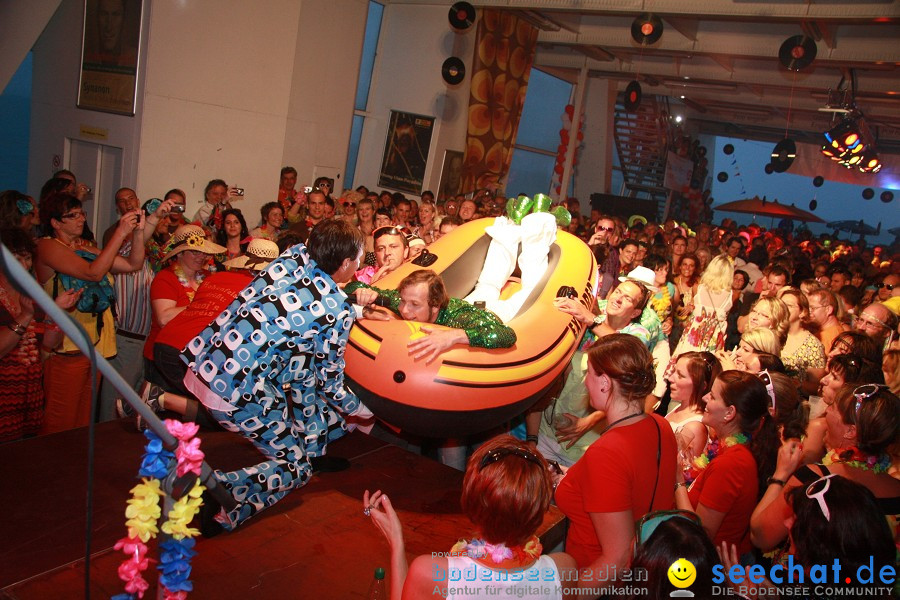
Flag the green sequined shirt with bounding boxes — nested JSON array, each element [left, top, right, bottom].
[[345, 281, 516, 349]]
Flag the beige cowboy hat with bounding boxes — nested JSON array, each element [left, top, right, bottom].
[[162, 224, 226, 262], [618, 265, 659, 292], [223, 238, 280, 271]]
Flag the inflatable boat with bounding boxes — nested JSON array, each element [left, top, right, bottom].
[[344, 217, 597, 437]]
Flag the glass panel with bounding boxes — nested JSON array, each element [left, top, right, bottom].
[[515, 69, 573, 151], [506, 150, 555, 198], [343, 114, 365, 189]]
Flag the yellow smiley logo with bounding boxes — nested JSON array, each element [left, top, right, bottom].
[[667, 558, 696, 589]]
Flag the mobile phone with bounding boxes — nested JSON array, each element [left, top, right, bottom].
[[170, 204, 185, 213], [234, 188, 245, 196], [303, 186, 313, 194]]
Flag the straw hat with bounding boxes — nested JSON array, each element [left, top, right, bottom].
[[223, 238, 280, 271], [162, 224, 226, 262], [618, 265, 659, 292]]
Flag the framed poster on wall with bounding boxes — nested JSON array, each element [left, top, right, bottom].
[[436, 150, 463, 203], [77, 0, 143, 116], [378, 110, 435, 195]]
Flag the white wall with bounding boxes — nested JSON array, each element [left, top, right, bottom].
[[574, 77, 616, 202], [353, 3, 474, 196], [138, 0, 367, 220]]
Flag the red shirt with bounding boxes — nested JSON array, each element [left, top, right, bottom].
[[687, 443, 758, 555], [143, 268, 194, 360], [154, 271, 252, 352], [555, 413, 677, 568]]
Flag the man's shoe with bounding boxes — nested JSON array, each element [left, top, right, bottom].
[[309, 455, 351, 472], [199, 489, 225, 538]]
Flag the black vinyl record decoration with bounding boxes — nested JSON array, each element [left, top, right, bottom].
[[881, 191, 894, 203], [779, 35, 817, 71], [631, 13, 663, 45], [770, 138, 797, 173], [449, 2, 475, 30], [862, 188, 874, 200], [624, 80, 642, 110], [764, 163, 775, 174], [441, 57, 466, 85], [809, 199, 817, 211]]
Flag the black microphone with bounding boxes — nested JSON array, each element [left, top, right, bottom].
[[346, 290, 392, 308]]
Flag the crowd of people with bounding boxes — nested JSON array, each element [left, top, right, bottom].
[[1, 166, 898, 598]]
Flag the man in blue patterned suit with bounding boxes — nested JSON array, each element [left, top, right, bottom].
[[181, 219, 372, 531]]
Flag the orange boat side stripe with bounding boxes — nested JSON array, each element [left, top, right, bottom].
[[436, 328, 576, 384]]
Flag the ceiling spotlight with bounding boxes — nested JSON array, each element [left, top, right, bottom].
[[675, 115, 683, 123], [820, 111, 880, 174], [857, 151, 883, 174]]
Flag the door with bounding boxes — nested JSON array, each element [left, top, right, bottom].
[[66, 139, 123, 243]]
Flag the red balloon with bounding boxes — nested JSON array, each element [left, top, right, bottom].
[[577, 132, 584, 141], [554, 164, 564, 174], [565, 105, 575, 116]]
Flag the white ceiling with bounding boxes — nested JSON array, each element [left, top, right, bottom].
[[403, 0, 900, 154]]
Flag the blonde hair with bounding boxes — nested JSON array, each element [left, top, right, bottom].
[[741, 327, 782, 355], [750, 296, 790, 343], [699, 254, 735, 293]]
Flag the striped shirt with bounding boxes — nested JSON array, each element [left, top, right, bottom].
[[113, 237, 154, 336]]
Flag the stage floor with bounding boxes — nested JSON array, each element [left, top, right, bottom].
[[0, 420, 565, 599]]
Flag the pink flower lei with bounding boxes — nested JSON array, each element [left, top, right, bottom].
[[113, 419, 206, 600]]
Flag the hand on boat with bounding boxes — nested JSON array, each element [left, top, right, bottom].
[[407, 326, 468, 364]]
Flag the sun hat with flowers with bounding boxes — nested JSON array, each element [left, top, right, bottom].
[[162, 224, 226, 262]]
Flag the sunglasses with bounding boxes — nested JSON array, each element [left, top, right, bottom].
[[596, 225, 615, 232], [852, 383, 887, 416], [478, 447, 543, 471], [60, 210, 86, 220], [634, 510, 702, 554], [343, 202, 357, 209], [806, 474, 838, 522], [875, 283, 896, 291], [373, 226, 403, 240]]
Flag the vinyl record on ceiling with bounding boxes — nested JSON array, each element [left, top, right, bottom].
[[862, 188, 874, 200], [770, 138, 797, 173], [765, 163, 775, 174], [448, 2, 475, 30], [624, 80, 642, 111], [717, 172, 728, 182], [809, 199, 817, 210], [778, 35, 817, 71], [723, 144, 734, 155], [813, 175, 824, 187], [631, 13, 663, 45], [881, 191, 894, 203], [441, 57, 466, 85]]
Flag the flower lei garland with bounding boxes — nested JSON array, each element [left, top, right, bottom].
[[172, 263, 208, 304], [113, 420, 206, 600], [823, 446, 892, 474], [450, 535, 542, 565], [684, 432, 750, 484]]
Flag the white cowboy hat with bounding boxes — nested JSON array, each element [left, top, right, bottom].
[[619, 265, 659, 292]]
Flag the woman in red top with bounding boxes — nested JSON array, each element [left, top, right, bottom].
[[674, 370, 778, 557], [554, 334, 678, 579], [142, 224, 224, 383]]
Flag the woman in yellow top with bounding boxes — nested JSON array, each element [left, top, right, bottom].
[[34, 192, 169, 434]]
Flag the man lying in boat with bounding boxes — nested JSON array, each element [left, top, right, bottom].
[[346, 268, 516, 364]]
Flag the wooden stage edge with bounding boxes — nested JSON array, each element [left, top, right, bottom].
[[0, 420, 566, 599]]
